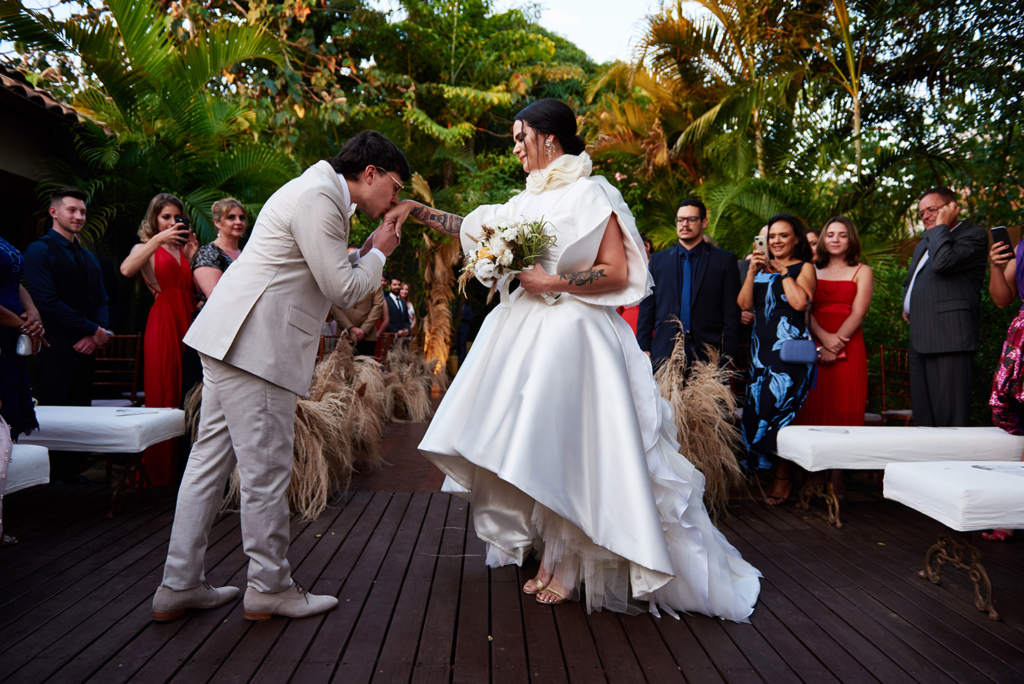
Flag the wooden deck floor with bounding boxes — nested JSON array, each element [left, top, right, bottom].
[[2, 421, 1023, 684]]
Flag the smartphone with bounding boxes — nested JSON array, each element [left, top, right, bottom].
[[991, 226, 1014, 260], [753, 235, 766, 254]]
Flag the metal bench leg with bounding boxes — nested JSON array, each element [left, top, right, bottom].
[[797, 471, 842, 528], [918, 530, 999, 621]]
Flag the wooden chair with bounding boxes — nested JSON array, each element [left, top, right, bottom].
[[879, 345, 913, 426], [374, 333, 398, 370], [728, 344, 751, 424], [92, 333, 142, 406], [318, 334, 342, 362]]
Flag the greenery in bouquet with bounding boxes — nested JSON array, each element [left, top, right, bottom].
[[457, 218, 556, 301]]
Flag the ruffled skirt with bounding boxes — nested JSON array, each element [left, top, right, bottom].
[[421, 291, 761, 620]]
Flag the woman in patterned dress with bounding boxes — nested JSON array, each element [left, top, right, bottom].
[[985, 231, 1024, 541], [738, 214, 817, 505]]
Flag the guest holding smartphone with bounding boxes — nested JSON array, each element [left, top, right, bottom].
[[737, 215, 816, 505], [120, 193, 198, 486], [985, 228, 1024, 541]]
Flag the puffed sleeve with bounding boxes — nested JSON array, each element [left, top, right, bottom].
[[554, 176, 653, 308]]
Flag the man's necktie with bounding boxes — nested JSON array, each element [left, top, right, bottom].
[[679, 249, 692, 333]]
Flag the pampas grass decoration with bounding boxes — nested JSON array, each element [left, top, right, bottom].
[[654, 327, 746, 523], [420, 232, 459, 390], [218, 336, 389, 522], [382, 340, 435, 422]]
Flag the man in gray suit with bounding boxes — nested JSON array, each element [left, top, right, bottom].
[[902, 186, 988, 426], [152, 131, 408, 622]]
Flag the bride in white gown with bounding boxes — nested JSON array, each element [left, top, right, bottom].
[[385, 99, 760, 620]]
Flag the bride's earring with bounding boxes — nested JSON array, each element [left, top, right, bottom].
[[545, 138, 554, 159]]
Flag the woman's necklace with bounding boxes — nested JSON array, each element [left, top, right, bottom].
[[825, 260, 846, 278]]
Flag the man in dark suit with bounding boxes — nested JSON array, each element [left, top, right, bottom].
[[902, 186, 988, 426], [637, 198, 741, 367], [23, 187, 110, 482], [384, 276, 411, 337]]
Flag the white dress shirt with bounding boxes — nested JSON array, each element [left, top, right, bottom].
[[904, 221, 961, 315]]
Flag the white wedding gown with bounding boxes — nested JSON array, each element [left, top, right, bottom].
[[419, 153, 761, 620]]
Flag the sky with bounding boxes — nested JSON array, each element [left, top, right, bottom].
[[6, 1, 692, 67]]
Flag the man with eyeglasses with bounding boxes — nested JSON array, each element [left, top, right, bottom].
[[153, 130, 409, 624], [902, 186, 988, 426], [638, 198, 741, 368]]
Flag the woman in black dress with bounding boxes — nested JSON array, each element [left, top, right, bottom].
[[0, 237, 43, 441], [737, 214, 817, 505]]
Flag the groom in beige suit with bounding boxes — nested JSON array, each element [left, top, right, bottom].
[[153, 131, 409, 622]]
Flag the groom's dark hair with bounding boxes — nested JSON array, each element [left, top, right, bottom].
[[329, 131, 411, 182]]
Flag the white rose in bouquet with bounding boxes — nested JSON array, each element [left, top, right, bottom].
[[475, 258, 496, 280]]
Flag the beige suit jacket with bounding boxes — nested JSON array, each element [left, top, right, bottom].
[[331, 287, 385, 341], [184, 161, 383, 395]]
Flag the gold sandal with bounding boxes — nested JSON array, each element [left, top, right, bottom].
[[523, 577, 546, 595], [536, 586, 569, 605]]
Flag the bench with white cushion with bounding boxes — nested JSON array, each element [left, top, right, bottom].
[[884, 461, 1024, 621], [775, 426, 1024, 527], [18, 406, 186, 516], [7, 444, 50, 493]]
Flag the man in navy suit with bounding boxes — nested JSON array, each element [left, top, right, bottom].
[[637, 198, 741, 368], [384, 275, 411, 336]]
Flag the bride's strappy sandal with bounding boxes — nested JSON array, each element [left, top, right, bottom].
[[523, 577, 546, 595], [536, 586, 569, 605]]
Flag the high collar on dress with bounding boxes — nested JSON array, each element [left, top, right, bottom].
[[525, 152, 593, 194]]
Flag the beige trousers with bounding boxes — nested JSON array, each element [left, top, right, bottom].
[[161, 354, 297, 593]]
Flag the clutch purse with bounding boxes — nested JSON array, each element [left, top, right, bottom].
[[779, 294, 817, 365], [15, 333, 34, 356]]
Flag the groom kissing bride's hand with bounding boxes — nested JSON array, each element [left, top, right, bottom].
[[359, 215, 402, 259]]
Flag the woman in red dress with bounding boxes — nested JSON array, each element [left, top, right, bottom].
[[794, 217, 873, 494], [120, 194, 198, 486]]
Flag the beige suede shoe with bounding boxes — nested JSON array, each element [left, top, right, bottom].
[[242, 582, 338, 621], [152, 582, 240, 622]]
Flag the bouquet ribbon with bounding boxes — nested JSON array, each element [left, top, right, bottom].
[[498, 272, 521, 310]]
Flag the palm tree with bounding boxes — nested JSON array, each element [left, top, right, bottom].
[[2, 0, 296, 242]]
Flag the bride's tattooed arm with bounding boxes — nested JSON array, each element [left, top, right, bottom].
[[409, 204, 463, 236], [559, 269, 607, 287]]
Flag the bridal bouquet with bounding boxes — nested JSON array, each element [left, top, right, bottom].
[[458, 218, 558, 303]]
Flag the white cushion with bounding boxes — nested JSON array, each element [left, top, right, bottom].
[[884, 461, 1024, 531], [7, 444, 50, 493], [18, 406, 185, 453], [777, 426, 1024, 472]]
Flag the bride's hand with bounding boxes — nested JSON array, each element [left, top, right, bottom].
[[383, 200, 418, 233], [518, 264, 555, 295]]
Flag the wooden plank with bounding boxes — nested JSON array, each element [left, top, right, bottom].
[[651, 615, 726, 684], [290, 493, 411, 684], [618, 614, 685, 684], [331, 493, 432, 684], [517, 564, 569, 684], [245, 491, 380, 684], [585, 610, 644, 684], [738, 502, 1019, 683], [181, 498, 357, 684], [682, 615, 763, 684], [450, 506, 488, 684], [0, 506, 175, 645], [369, 493, 449, 684], [554, 600, 606, 684], [0, 500, 173, 607], [3, 512, 244, 684], [129, 493, 369, 684], [772, 500, 1024, 655], [490, 564, 529, 684], [0, 514, 239, 681]]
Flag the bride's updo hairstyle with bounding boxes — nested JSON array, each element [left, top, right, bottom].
[[514, 98, 586, 157]]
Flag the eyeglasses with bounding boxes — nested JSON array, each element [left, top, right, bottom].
[[917, 202, 950, 220], [376, 167, 404, 193], [675, 216, 703, 226]]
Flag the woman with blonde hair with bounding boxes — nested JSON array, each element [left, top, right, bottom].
[[192, 198, 247, 306], [120, 193, 198, 486]]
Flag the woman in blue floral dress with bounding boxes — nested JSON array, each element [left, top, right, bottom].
[[0, 236, 43, 441], [738, 214, 817, 505]]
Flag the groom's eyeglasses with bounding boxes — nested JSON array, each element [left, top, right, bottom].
[[376, 167, 404, 193]]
